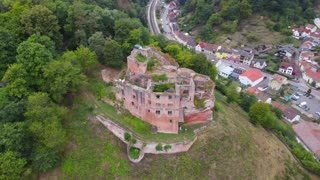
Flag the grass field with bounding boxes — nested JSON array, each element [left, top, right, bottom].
[[39, 76, 314, 179]]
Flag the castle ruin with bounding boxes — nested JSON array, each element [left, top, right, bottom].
[[115, 47, 215, 134]]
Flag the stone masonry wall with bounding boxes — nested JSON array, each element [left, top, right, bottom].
[[96, 115, 197, 163]]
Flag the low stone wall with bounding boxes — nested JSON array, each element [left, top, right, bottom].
[[96, 115, 197, 162]]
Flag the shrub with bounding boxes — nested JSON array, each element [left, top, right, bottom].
[[194, 97, 205, 108], [124, 132, 131, 142], [155, 143, 163, 151], [153, 83, 175, 92], [136, 54, 147, 63], [164, 144, 172, 151], [128, 147, 140, 160], [147, 58, 159, 71], [131, 138, 137, 144], [214, 102, 221, 112], [152, 74, 167, 82], [143, 142, 147, 147], [246, 34, 260, 42]]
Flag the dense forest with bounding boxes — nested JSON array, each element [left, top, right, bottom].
[[178, 0, 318, 42], [0, 0, 219, 178]]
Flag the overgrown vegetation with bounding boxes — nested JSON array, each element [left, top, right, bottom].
[[128, 147, 140, 160], [147, 58, 160, 71], [216, 78, 320, 175], [194, 97, 205, 108], [153, 83, 175, 92], [156, 143, 163, 151], [152, 74, 168, 82], [136, 53, 147, 63], [179, 0, 318, 42]]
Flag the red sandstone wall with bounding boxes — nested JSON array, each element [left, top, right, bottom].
[[184, 109, 213, 124], [127, 57, 147, 75]]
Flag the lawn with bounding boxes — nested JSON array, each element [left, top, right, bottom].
[[41, 90, 312, 179]]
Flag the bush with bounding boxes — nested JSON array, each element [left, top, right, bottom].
[[128, 147, 140, 160], [152, 74, 167, 82], [155, 143, 163, 151], [214, 102, 221, 112], [147, 58, 159, 71], [246, 34, 260, 42], [131, 138, 137, 144], [153, 83, 175, 92], [194, 97, 205, 108], [164, 144, 172, 151], [124, 132, 131, 142], [136, 54, 147, 63]]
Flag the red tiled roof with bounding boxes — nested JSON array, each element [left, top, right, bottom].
[[204, 43, 218, 51], [306, 69, 320, 83], [306, 24, 316, 29], [310, 32, 320, 38], [198, 41, 206, 48], [271, 74, 287, 84], [247, 87, 261, 95], [271, 102, 286, 111], [301, 41, 313, 48], [280, 62, 294, 69], [240, 69, 263, 82], [300, 51, 314, 58], [293, 121, 320, 157]]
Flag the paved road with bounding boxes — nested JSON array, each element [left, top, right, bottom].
[[148, 0, 161, 34]]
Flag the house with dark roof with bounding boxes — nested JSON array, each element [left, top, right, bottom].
[[293, 121, 320, 160], [277, 44, 296, 58], [228, 68, 245, 80], [240, 50, 254, 65], [239, 69, 264, 87], [251, 59, 267, 69]]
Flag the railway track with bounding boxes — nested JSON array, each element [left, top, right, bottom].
[[148, 0, 160, 34]]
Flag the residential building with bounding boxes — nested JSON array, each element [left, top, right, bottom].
[[229, 68, 245, 80], [116, 47, 215, 134], [299, 51, 314, 62], [257, 92, 272, 104], [268, 74, 287, 90], [204, 43, 219, 55], [300, 61, 320, 88], [306, 24, 317, 33], [293, 121, 320, 160], [239, 69, 264, 87], [218, 65, 234, 78], [247, 87, 271, 104], [195, 41, 206, 52], [240, 50, 254, 65], [277, 44, 296, 58], [251, 59, 267, 69], [283, 107, 300, 123], [279, 62, 296, 76]]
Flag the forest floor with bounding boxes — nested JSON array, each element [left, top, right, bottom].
[[38, 69, 316, 179]]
